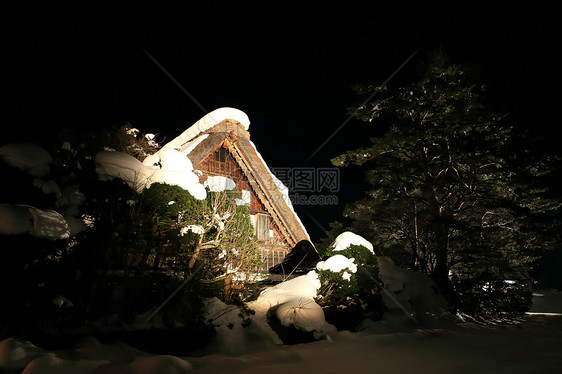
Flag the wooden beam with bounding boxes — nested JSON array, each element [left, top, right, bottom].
[[224, 137, 299, 247]]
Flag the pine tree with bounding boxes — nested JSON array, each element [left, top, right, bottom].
[[333, 50, 560, 316]]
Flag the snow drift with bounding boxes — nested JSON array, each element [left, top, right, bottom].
[[0, 337, 193, 374], [368, 256, 450, 328], [0, 143, 52, 177]]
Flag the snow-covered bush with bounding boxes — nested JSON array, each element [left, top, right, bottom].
[[0, 127, 261, 346], [316, 244, 384, 330], [74, 180, 260, 326], [0, 141, 93, 342]]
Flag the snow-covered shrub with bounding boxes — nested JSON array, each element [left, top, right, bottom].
[[316, 244, 384, 330], [0, 141, 91, 342], [0, 127, 261, 349], [112, 123, 162, 160], [70, 179, 261, 331]]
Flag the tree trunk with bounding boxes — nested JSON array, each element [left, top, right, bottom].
[[224, 274, 233, 303], [432, 228, 453, 297], [188, 236, 203, 269]]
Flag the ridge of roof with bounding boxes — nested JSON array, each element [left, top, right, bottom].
[[162, 107, 250, 150]]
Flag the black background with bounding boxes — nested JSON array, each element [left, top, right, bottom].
[[2, 2, 560, 242]]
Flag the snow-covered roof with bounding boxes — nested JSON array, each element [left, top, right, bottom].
[[159, 107, 250, 152], [146, 108, 310, 246]]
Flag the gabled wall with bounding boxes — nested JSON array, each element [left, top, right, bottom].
[[195, 142, 291, 271]]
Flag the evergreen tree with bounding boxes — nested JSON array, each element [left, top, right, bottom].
[[333, 50, 560, 316]]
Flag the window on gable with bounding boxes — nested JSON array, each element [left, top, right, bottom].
[[256, 213, 270, 241], [215, 148, 226, 162]]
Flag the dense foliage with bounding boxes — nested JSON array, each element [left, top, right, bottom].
[[0, 125, 261, 348], [316, 244, 384, 330], [313, 221, 348, 257], [333, 50, 560, 317]]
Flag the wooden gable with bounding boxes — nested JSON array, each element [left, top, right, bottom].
[[194, 139, 292, 270]]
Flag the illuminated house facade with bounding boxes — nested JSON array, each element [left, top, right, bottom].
[[156, 108, 310, 270]]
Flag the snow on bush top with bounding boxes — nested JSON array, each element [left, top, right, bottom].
[[330, 231, 374, 254], [254, 271, 321, 307], [316, 254, 357, 273], [95, 150, 207, 200], [150, 147, 195, 171], [0, 143, 53, 177]]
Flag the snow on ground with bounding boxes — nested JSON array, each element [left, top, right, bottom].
[[202, 297, 281, 355], [0, 338, 46, 371], [0, 336, 193, 374], [275, 298, 326, 332], [252, 271, 321, 307], [245, 270, 337, 344], [529, 289, 562, 315], [0, 227, 560, 372], [373, 256, 450, 328], [0, 143, 53, 177], [191, 315, 562, 374], [32, 179, 61, 196], [2, 316, 561, 373], [0, 204, 34, 236]]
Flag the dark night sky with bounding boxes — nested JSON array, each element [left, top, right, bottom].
[[2, 2, 560, 241]]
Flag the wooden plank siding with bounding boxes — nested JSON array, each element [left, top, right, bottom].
[[195, 143, 291, 271]]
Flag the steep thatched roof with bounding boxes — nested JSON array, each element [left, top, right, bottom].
[[156, 108, 310, 246]]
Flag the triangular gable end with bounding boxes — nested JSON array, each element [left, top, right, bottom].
[[151, 108, 311, 270], [194, 134, 301, 250]]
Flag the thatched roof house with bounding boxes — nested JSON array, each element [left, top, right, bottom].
[[146, 108, 310, 270]]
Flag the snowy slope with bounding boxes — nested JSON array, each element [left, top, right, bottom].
[[2, 316, 561, 374]]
